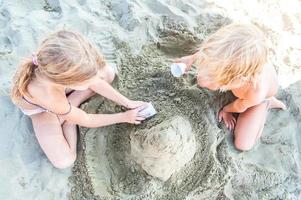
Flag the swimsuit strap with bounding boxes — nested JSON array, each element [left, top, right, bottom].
[[22, 96, 49, 111], [60, 102, 72, 115], [22, 96, 72, 115]]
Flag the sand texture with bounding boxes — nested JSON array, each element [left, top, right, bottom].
[[0, 0, 301, 200]]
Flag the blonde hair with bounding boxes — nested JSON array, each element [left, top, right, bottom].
[[196, 23, 268, 89], [11, 30, 106, 103]]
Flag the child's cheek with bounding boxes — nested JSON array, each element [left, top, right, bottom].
[[197, 75, 219, 91], [197, 74, 210, 88]]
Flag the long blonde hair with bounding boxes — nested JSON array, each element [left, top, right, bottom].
[[196, 23, 268, 90], [11, 30, 106, 103]]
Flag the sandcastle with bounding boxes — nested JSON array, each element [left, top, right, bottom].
[[130, 116, 196, 181]]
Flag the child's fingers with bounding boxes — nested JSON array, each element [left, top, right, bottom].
[[227, 120, 233, 130], [136, 104, 148, 112], [232, 116, 236, 123], [184, 66, 191, 72], [226, 121, 230, 129], [228, 122, 231, 130], [174, 58, 181, 63], [136, 117, 145, 121], [134, 120, 141, 125], [232, 118, 236, 126], [230, 121, 235, 130], [219, 114, 225, 122], [218, 112, 222, 122]]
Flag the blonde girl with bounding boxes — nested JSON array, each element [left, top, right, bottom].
[[176, 23, 286, 151], [11, 30, 147, 168]]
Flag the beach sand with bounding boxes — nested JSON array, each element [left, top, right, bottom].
[[0, 0, 300, 200]]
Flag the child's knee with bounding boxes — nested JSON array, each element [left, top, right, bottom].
[[52, 153, 76, 169], [107, 68, 116, 83], [103, 65, 116, 84], [234, 138, 254, 151]]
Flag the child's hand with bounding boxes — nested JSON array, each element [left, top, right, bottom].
[[218, 109, 236, 131], [122, 106, 147, 124], [174, 55, 194, 74], [126, 100, 148, 109], [175, 51, 200, 74]]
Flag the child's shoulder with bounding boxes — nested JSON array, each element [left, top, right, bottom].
[[232, 80, 265, 104], [27, 80, 67, 106], [244, 83, 265, 102], [242, 64, 276, 102]]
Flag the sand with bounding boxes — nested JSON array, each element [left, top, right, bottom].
[[130, 116, 196, 181], [0, 96, 71, 199], [0, 0, 301, 200]]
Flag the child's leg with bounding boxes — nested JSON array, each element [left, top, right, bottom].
[[31, 89, 96, 169], [30, 66, 116, 168], [67, 89, 95, 108], [234, 101, 269, 151], [269, 96, 286, 110], [31, 113, 77, 169]]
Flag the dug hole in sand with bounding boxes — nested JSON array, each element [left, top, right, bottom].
[[75, 27, 231, 199]]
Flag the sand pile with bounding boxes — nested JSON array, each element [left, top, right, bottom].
[[130, 116, 196, 181]]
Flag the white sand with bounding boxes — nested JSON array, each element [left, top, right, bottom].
[[0, 0, 300, 199], [0, 96, 71, 199]]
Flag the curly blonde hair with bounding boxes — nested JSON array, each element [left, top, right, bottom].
[[11, 30, 106, 103], [196, 23, 268, 90]]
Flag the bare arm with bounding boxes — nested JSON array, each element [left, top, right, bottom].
[[218, 98, 262, 131], [63, 105, 146, 127], [175, 51, 201, 72], [47, 98, 145, 128], [223, 85, 266, 113], [62, 106, 125, 128], [90, 79, 130, 107], [223, 99, 251, 113], [223, 97, 263, 113]]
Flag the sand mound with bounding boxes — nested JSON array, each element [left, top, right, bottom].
[[130, 116, 196, 181]]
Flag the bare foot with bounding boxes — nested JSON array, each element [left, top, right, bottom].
[[268, 97, 287, 110]]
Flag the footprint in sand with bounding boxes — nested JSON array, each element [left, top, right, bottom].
[[0, 35, 13, 55], [0, 8, 10, 28]]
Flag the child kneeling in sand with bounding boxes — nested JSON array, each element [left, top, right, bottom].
[[11, 30, 147, 168], [176, 23, 286, 151]]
